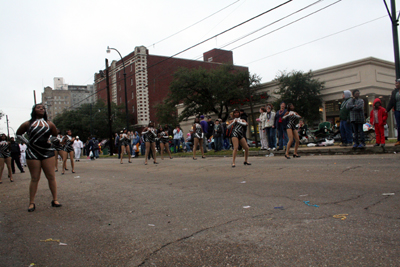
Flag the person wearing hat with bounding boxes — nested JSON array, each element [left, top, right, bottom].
[[73, 136, 83, 162], [386, 78, 400, 146]]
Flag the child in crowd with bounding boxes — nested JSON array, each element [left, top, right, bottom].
[[370, 98, 388, 147], [346, 89, 365, 148]]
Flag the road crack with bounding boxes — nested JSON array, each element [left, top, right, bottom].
[[341, 166, 361, 174]]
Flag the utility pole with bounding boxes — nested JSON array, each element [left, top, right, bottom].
[[6, 115, 10, 139], [105, 59, 114, 156], [384, 0, 400, 78], [33, 90, 37, 104]]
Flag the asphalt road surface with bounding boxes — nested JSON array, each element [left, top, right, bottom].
[[1, 154, 399, 266]]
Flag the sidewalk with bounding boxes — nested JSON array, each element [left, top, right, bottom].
[[249, 143, 400, 157]]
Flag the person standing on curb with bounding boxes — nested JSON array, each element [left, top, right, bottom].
[[258, 107, 268, 150], [339, 90, 353, 146], [10, 137, 24, 174], [19, 142, 27, 167], [275, 102, 288, 151], [173, 126, 183, 153], [386, 78, 400, 146], [370, 98, 388, 147], [265, 105, 276, 151], [347, 89, 365, 148], [200, 115, 208, 153]]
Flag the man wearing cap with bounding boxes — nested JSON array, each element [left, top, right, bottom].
[[73, 136, 83, 162], [386, 79, 400, 146], [339, 90, 353, 146]]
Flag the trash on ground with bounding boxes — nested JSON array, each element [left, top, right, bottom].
[[299, 194, 308, 197], [333, 214, 348, 220], [40, 238, 60, 242], [240, 181, 246, 184], [382, 193, 395, 196], [274, 206, 284, 210], [148, 224, 155, 227], [29, 264, 36, 267], [307, 143, 316, 147], [59, 242, 67, 246], [304, 201, 319, 207], [74, 176, 80, 179], [243, 206, 251, 209]]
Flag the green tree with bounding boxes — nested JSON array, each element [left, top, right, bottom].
[[53, 100, 126, 142], [274, 70, 323, 125], [154, 100, 179, 128], [158, 65, 265, 123]]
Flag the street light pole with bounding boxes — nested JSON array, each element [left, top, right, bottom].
[[384, 0, 400, 78], [107, 46, 129, 131]]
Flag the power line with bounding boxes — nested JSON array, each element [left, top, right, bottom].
[[146, 0, 241, 48], [245, 14, 388, 65], [230, 0, 342, 51]]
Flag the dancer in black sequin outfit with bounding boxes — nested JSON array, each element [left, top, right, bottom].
[[141, 121, 158, 165], [120, 129, 132, 164], [53, 129, 63, 172], [60, 130, 75, 174], [0, 133, 13, 183], [159, 125, 172, 160], [16, 104, 62, 212], [228, 109, 251, 167], [192, 117, 205, 160], [283, 103, 301, 159]]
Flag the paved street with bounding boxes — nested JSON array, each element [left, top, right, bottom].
[[1, 154, 399, 266]]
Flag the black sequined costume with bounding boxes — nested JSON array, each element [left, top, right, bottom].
[[194, 123, 204, 139], [159, 131, 170, 144], [63, 135, 74, 153], [52, 134, 63, 151], [228, 119, 247, 139], [120, 133, 130, 146], [22, 119, 55, 160], [283, 112, 301, 130], [142, 128, 157, 143], [0, 141, 11, 158]]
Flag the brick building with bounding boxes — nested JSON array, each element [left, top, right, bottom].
[[94, 46, 248, 128]]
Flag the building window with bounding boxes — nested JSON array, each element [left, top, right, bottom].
[[131, 78, 133, 86], [131, 92, 134, 99], [132, 106, 135, 113], [130, 65, 133, 72], [120, 97, 121, 104], [119, 85, 121, 91]]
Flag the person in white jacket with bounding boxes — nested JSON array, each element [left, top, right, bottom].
[[19, 142, 27, 167], [73, 136, 83, 162], [265, 105, 277, 151], [257, 107, 268, 150]]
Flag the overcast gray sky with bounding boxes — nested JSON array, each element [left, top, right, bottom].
[[0, 0, 398, 134]]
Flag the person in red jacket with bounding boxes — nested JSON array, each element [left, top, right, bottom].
[[370, 98, 388, 147]]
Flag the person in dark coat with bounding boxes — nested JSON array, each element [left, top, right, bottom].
[[386, 78, 400, 146], [10, 137, 24, 174]]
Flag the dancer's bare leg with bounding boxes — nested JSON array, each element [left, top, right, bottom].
[[27, 159, 42, 209], [193, 138, 199, 159], [60, 151, 67, 174], [144, 142, 150, 164], [151, 143, 157, 163], [0, 158, 4, 183], [69, 151, 75, 172], [5, 157, 12, 181], [199, 139, 205, 157], [293, 130, 300, 155], [126, 146, 131, 162], [41, 157, 59, 204], [239, 138, 249, 163], [54, 151, 59, 171], [120, 146, 125, 163], [232, 137, 239, 166], [165, 143, 172, 159], [286, 130, 293, 156], [160, 143, 165, 160]]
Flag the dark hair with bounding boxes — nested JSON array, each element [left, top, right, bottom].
[[287, 103, 294, 112], [194, 117, 200, 124], [353, 89, 360, 96], [0, 133, 7, 141], [148, 121, 154, 127], [260, 107, 267, 112], [29, 104, 48, 125]]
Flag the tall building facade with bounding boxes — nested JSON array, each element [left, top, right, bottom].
[[42, 78, 95, 120], [94, 46, 247, 127]]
